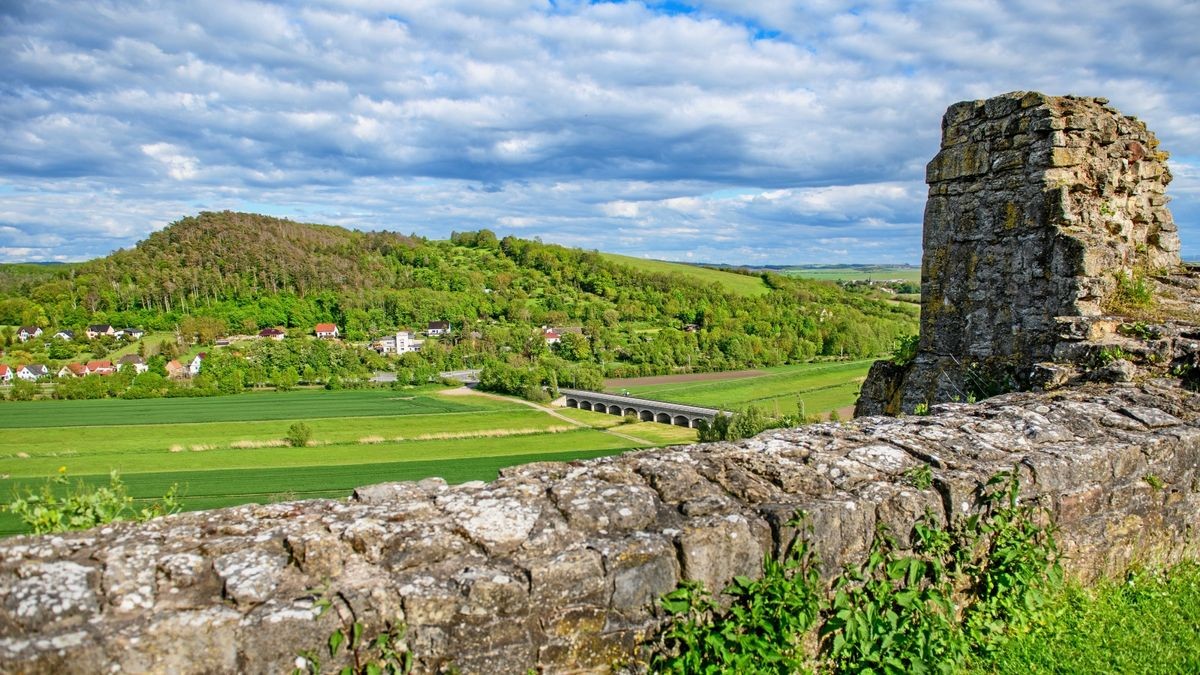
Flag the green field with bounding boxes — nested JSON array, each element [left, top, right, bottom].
[[607, 360, 874, 417], [0, 388, 646, 535], [601, 253, 769, 297], [781, 265, 921, 283]]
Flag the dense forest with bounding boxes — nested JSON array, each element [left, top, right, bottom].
[[0, 211, 917, 387]]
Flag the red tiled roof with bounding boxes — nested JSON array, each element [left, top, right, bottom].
[[315, 323, 337, 332]]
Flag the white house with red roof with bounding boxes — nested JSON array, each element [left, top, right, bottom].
[[314, 323, 339, 339], [0, 364, 11, 382]]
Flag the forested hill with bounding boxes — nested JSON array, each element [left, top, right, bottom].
[[0, 211, 916, 373]]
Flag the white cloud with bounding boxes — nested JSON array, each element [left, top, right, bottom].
[[0, 0, 1196, 262], [141, 143, 199, 180]]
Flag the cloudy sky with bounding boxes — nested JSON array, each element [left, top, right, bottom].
[[1, 1, 1197, 264]]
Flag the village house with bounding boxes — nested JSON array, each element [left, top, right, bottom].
[[374, 330, 423, 355], [116, 328, 145, 340], [86, 360, 116, 376], [165, 359, 187, 379], [258, 328, 286, 341], [314, 323, 339, 339], [16, 364, 49, 381], [52, 329, 75, 341], [543, 328, 561, 345], [57, 363, 87, 378], [16, 326, 42, 342], [0, 364, 11, 382], [118, 354, 149, 374], [86, 324, 115, 339], [426, 321, 450, 336], [188, 353, 206, 376]]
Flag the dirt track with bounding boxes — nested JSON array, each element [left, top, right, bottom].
[[602, 369, 766, 388]]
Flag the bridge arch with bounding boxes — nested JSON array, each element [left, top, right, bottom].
[[554, 388, 721, 429]]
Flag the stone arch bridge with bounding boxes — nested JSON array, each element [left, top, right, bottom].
[[555, 388, 724, 428]]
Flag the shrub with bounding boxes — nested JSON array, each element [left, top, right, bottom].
[[287, 422, 313, 447], [4, 468, 181, 535]]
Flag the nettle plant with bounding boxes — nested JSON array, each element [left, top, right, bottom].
[[651, 470, 1061, 674]]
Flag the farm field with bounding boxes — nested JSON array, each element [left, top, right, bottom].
[[780, 265, 921, 283], [606, 359, 875, 417], [0, 388, 494, 428], [0, 387, 646, 535], [600, 252, 769, 297]]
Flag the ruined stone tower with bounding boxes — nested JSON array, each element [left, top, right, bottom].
[[857, 91, 1181, 416]]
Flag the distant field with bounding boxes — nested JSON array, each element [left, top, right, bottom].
[[601, 252, 769, 297], [607, 360, 874, 417], [0, 388, 646, 535], [782, 266, 921, 283], [0, 388, 491, 428]]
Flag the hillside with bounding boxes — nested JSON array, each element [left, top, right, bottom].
[[0, 212, 917, 379], [598, 253, 770, 297]]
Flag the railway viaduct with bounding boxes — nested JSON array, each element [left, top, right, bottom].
[[555, 387, 724, 428]]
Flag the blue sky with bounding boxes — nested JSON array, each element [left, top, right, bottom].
[[1, 0, 1197, 264]]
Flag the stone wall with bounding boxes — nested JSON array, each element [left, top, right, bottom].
[[857, 92, 1185, 416], [1, 381, 1198, 673]]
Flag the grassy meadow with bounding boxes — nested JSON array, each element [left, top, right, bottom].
[[0, 387, 646, 535], [781, 265, 921, 283], [600, 253, 770, 297], [607, 359, 874, 417]]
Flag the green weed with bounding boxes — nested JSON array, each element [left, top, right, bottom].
[[294, 589, 412, 675], [3, 468, 180, 534], [652, 514, 822, 674], [650, 471, 1063, 674]]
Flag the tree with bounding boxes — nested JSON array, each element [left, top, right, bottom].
[[286, 422, 312, 447]]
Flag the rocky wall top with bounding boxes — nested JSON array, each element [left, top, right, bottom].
[[858, 92, 1187, 415], [1, 380, 1198, 673]]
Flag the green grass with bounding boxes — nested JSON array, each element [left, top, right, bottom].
[[0, 410, 577, 475], [975, 561, 1200, 673], [781, 265, 921, 283], [601, 252, 769, 297], [0, 442, 633, 536], [0, 388, 654, 535], [0, 387, 491, 428], [608, 360, 873, 416], [618, 421, 697, 445]]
